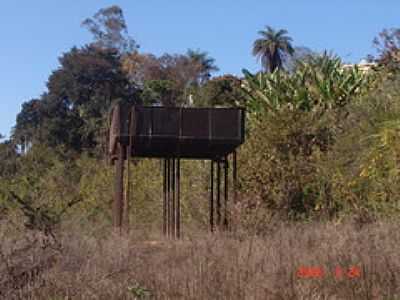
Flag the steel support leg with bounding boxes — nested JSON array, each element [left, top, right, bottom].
[[114, 143, 125, 231], [217, 160, 221, 227], [210, 160, 214, 232], [171, 159, 176, 238], [167, 159, 171, 237], [163, 159, 167, 235], [224, 156, 229, 229], [123, 151, 130, 231], [233, 151, 237, 205], [176, 158, 181, 239]]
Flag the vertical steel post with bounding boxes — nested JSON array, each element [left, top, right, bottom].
[[163, 159, 167, 236], [210, 160, 214, 232], [123, 148, 130, 231], [172, 158, 176, 238], [224, 156, 229, 229], [176, 158, 181, 239], [114, 143, 124, 231], [233, 151, 237, 205], [167, 158, 171, 237], [217, 159, 221, 227]]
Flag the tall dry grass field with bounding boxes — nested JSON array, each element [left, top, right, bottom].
[[1, 219, 399, 299]]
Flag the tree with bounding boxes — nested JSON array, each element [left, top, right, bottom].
[[0, 139, 18, 177], [122, 52, 163, 86], [13, 46, 137, 153], [47, 46, 135, 113], [13, 93, 84, 152], [373, 28, 400, 71], [284, 46, 318, 73], [141, 80, 178, 106], [46, 45, 137, 150], [186, 49, 219, 85], [82, 5, 139, 54], [122, 50, 219, 106], [252, 26, 294, 72], [194, 74, 246, 107], [13, 99, 43, 148]]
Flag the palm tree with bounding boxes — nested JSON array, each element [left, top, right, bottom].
[[186, 49, 219, 84], [252, 26, 294, 72]]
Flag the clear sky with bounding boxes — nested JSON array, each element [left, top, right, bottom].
[[1, 0, 399, 138]]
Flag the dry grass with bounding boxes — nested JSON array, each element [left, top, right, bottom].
[[1, 220, 400, 299]]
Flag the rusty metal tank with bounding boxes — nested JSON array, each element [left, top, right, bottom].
[[109, 105, 245, 160]]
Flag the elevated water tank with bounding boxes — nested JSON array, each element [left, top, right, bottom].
[[109, 105, 245, 160]]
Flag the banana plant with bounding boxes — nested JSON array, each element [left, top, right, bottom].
[[241, 52, 372, 118]]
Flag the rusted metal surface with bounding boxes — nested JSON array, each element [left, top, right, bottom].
[[123, 147, 130, 231], [224, 156, 229, 229], [109, 104, 120, 160], [176, 159, 181, 239], [123, 108, 135, 231], [171, 158, 175, 237], [163, 159, 167, 236], [210, 160, 214, 233], [162, 157, 181, 238], [114, 143, 124, 230], [217, 160, 221, 226], [109, 105, 245, 160], [209, 156, 232, 232], [233, 150, 237, 204], [167, 159, 171, 237], [109, 104, 245, 237]]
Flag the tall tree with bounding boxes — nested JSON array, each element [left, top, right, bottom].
[[284, 46, 318, 73], [252, 26, 294, 72], [122, 52, 162, 86], [122, 51, 218, 106], [373, 28, 400, 70], [141, 80, 178, 106], [0, 139, 18, 177], [46, 46, 137, 150], [13, 46, 136, 153], [47, 46, 134, 114], [13, 99, 43, 149], [194, 74, 246, 107], [82, 5, 138, 54], [186, 49, 219, 85], [13, 93, 84, 152]]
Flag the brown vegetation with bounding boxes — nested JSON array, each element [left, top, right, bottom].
[[3, 6, 400, 299], [1, 219, 399, 299]]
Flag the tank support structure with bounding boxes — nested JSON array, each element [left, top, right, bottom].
[[109, 104, 243, 237]]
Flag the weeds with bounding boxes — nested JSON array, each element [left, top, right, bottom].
[[1, 219, 399, 299]]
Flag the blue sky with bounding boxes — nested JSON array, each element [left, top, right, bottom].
[[1, 0, 399, 138]]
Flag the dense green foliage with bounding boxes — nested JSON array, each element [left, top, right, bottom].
[[238, 53, 400, 225], [1, 6, 400, 233], [242, 53, 371, 116]]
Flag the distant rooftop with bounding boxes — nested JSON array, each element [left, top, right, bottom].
[[342, 59, 377, 72]]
